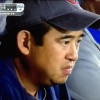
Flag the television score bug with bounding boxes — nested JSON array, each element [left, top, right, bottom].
[[0, 3, 24, 16]]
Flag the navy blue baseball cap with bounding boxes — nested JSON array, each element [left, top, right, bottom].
[[11, 0, 100, 30]]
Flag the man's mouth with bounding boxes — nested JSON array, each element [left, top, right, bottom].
[[62, 66, 73, 76]]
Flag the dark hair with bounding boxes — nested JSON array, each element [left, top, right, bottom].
[[0, 17, 51, 58], [6, 16, 51, 45]]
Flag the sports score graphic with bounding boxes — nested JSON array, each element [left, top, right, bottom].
[[0, 3, 24, 16]]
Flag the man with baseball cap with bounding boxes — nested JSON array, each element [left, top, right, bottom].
[[0, 0, 100, 100]]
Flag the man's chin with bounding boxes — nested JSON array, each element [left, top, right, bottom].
[[41, 77, 68, 87], [50, 78, 68, 86]]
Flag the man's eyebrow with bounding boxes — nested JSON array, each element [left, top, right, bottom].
[[60, 33, 85, 39], [60, 35, 75, 39]]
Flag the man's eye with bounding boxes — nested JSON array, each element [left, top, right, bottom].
[[64, 41, 69, 44], [77, 40, 81, 43], [76, 40, 82, 46]]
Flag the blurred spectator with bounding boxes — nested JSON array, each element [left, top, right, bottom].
[[82, 0, 100, 14]]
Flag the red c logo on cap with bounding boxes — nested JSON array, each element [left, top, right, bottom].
[[66, 0, 77, 4]]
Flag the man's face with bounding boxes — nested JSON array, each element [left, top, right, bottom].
[[28, 28, 83, 86]]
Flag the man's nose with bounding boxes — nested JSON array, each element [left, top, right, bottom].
[[65, 43, 78, 61]]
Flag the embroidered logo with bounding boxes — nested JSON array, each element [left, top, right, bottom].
[[66, 0, 77, 5]]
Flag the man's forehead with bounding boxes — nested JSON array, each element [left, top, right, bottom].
[[62, 30, 83, 35], [59, 30, 84, 39]]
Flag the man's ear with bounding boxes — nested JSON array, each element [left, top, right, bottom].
[[17, 30, 31, 55]]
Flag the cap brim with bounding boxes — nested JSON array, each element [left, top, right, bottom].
[[48, 9, 100, 31]]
